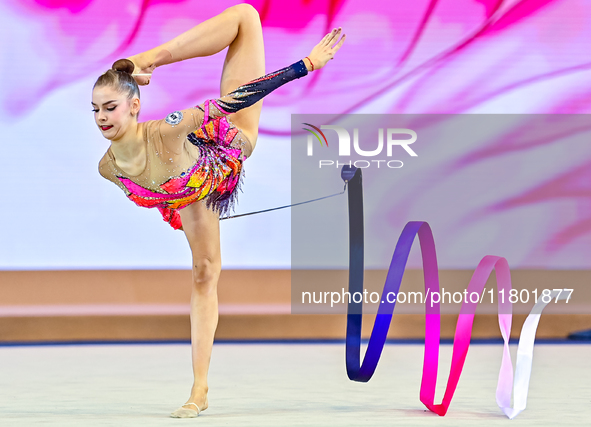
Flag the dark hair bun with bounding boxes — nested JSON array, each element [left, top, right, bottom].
[[112, 59, 135, 74]]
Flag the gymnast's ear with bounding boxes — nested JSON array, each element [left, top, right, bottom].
[[129, 97, 141, 118]]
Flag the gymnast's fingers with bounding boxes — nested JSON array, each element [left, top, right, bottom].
[[332, 34, 346, 53], [322, 28, 337, 46], [327, 28, 342, 45]]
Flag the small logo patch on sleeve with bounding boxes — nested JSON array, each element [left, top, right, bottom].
[[165, 111, 183, 125]]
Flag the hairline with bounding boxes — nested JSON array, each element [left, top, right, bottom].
[[93, 74, 140, 100]]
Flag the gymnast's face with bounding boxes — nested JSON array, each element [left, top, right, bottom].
[[91, 85, 140, 140]]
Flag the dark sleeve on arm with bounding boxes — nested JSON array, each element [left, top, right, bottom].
[[199, 59, 309, 119]]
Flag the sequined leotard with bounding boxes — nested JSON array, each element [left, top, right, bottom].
[[99, 60, 308, 230]]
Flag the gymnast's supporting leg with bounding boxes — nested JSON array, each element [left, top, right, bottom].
[[128, 4, 260, 83], [164, 8, 264, 416], [172, 201, 221, 417]]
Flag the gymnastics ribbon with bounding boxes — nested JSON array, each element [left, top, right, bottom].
[[341, 165, 569, 419]]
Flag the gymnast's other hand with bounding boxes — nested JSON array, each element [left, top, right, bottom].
[[305, 27, 346, 71]]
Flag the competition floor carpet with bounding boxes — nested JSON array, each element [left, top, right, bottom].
[[0, 342, 589, 426]]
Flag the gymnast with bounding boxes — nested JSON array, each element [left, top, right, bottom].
[[92, 4, 345, 418]]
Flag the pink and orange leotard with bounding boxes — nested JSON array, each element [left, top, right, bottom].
[[98, 59, 308, 230]]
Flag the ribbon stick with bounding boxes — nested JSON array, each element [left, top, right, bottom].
[[342, 166, 569, 418]]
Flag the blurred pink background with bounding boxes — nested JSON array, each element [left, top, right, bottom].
[[1, 0, 590, 269]]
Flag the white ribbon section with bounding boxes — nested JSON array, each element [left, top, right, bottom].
[[497, 289, 571, 419]]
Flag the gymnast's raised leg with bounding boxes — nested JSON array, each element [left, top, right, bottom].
[[217, 4, 265, 156]]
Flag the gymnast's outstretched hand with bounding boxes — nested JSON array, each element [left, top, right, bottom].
[[305, 27, 346, 71]]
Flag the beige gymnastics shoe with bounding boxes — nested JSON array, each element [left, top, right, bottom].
[[170, 402, 201, 418], [170, 397, 208, 418]]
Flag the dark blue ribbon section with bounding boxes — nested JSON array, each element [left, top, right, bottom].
[[343, 166, 439, 382]]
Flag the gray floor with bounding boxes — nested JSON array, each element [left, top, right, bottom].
[[0, 342, 589, 426]]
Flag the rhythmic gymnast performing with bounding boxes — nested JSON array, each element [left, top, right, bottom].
[[92, 4, 345, 419]]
